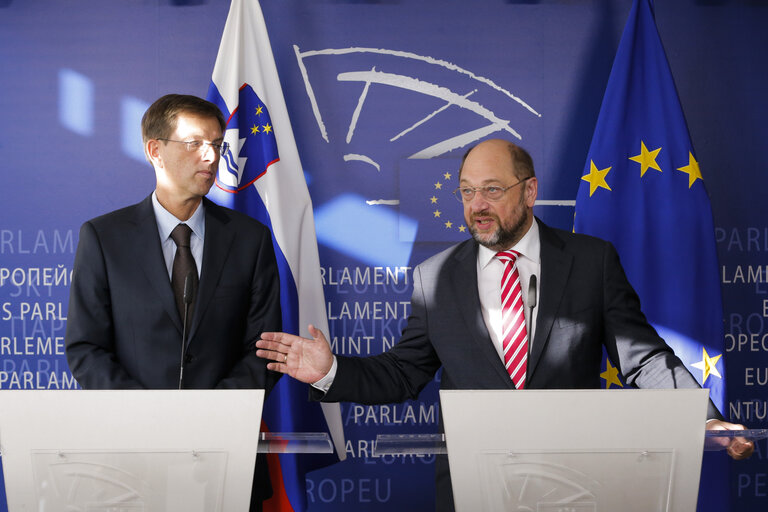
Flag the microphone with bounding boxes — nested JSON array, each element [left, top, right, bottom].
[[183, 271, 196, 307], [528, 274, 537, 311], [526, 274, 537, 369], [179, 272, 196, 389]]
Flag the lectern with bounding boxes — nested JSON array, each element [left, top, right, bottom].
[[439, 389, 709, 511], [0, 390, 263, 511]]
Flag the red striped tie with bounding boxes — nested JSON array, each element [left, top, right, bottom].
[[497, 250, 528, 389]]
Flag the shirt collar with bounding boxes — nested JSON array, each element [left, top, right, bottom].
[[478, 217, 541, 269], [151, 192, 205, 241]]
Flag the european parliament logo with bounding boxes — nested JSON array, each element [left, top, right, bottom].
[[398, 158, 468, 243]]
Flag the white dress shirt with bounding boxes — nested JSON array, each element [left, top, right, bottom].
[[477, 219, 541, 360], [151, 192, 205, 279]]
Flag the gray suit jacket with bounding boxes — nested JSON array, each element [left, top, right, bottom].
[[323, 219, 712, 401], [318, 219, 718, 510]]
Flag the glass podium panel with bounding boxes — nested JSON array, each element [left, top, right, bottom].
[[373, 433, 447, 456], [704, 429, 768, 451], [258, 432, 333, 454], [31, 450, 228, 512], [375, 429, 768, 456], [477, 449, 673, 512]]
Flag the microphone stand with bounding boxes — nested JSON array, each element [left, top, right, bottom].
[[179, 272, 195, 390]]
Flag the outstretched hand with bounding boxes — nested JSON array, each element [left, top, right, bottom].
[[256, 324, 334, 384], [707, 419, 755, 460]]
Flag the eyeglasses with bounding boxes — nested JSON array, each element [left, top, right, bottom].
[[453, 177, 531, 202], [157, 138, 230, 155]]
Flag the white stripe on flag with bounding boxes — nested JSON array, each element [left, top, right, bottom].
[[210, 0, 345, 458]]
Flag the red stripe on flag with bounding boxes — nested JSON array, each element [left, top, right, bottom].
[[262, 420, 297, 512]]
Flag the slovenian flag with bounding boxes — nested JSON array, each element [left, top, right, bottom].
[[206, 1, 345, 510]]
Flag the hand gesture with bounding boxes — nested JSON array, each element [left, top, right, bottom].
[[256, 324, 334, 384]]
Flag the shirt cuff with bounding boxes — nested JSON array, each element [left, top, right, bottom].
[[311, 356, 338, 392]]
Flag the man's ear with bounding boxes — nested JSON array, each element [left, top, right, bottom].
[[145, 139, 162, 167], [524, 177, 538, 208]]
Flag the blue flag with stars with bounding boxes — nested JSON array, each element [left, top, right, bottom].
[[574, 1, 727, 509]]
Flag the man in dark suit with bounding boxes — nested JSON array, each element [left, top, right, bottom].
[[256, 138, 752, 509], [65, 94, 281, 508]]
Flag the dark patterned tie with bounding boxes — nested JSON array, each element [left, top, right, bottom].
[[170, 223, 198, 322]]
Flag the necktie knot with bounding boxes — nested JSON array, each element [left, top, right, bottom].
[[171, 224, 193, 248], [496, 250, 519, 265]]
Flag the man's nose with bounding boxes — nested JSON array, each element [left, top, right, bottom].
[[467, 193, 490, 211], [201, 143, 217, 161]]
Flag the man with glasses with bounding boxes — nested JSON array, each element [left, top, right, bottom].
[[65, 94, 281, 509], [256, 138, 752, 510]]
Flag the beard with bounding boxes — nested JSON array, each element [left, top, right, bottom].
[[468, 200, 530, 251]]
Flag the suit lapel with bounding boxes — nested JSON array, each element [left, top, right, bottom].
[[450, 241, 516, 389], [187, 199, 235, 342], [528, 220, 572, 384], [130, 195, 183, 332]]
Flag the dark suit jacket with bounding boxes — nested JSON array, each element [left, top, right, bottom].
[[65, 194, 282, 503], [318, 219, 719, 510]]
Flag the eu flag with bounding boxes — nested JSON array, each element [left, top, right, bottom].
[[574, 1, 727, 509]]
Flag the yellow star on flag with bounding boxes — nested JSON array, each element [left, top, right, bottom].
[[691, 347, 722, 384], [600, 358, 623, 389], [255, 105, 263, 115], [445, 221, 453, 229], [628, 141, 662, 177], [581, 160, 612, 196], [250, 124, 260, 135], [677, 152, 703, 188], [458, 225, 466, 232], [434, 182, 443, 190], [262, 123, 273, 134], [430, 196, 438, 204], [443, 172, 452, 180], [433, 210, 441, 218]]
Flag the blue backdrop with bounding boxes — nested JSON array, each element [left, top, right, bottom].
[[1, 1, 766, 510]]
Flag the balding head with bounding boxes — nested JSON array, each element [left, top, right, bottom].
[[459, 139, 536, 181]]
